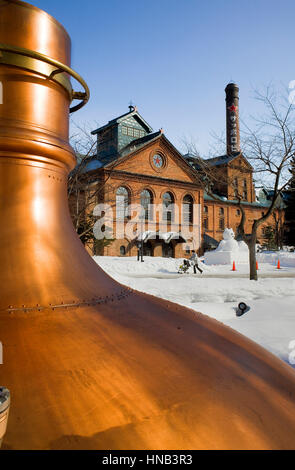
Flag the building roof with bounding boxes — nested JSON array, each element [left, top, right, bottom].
[[203, 191, 272, 208], [203, 233, 219, 248], [120, 131, 163, 156], [204, 154, 241, 167], [261, 188, 290, 204], [87, 131, 163, 169], [78, 130, 196, 177], [183, 152, 200, 161], [94, 131, 199, 183], [91, 106, 153, 135], [183, 152, 254, 174], [81, 159, 104, 173]]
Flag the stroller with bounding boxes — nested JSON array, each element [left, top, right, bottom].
[[178, 259, 191, 274]]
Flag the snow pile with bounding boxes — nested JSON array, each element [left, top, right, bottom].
[[93, 254, 295, 366], [94, 255, 210, 277], [114, 275, 295, 306], [257, 251, 295, 268], [94, 255, 181, 276], [204, 228, 249, 265]]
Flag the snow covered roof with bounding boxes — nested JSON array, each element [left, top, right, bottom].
[[137, 231, 157, 242], [204, 191, 272, 208], [137, 231, 187, 243], [159, 232, 187, 243]]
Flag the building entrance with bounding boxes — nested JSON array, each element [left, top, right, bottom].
[[162, 242, 174, 258]]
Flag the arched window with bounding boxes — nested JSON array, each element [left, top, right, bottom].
[[120, 245, 126, 256], [116, 186, 130, 220], [219, 218, 225, 230], [219, 207, 224, 216], [162, 192, 174, 222], [140, 189, 153, 220], [182, 194, 193, 223]]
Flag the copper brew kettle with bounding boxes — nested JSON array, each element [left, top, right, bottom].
[[0, 0, 295, 450]]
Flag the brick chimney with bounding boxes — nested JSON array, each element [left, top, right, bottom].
[[225, 83, 240, 155]]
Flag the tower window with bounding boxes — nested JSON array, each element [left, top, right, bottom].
[[121, 126, 145, 138]]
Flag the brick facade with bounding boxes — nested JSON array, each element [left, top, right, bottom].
[[84, 135, 203, 258], [71, 105, 284, 258], [202, 199, 275, 247]]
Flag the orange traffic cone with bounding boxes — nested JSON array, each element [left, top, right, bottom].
[[256, 261, 259, 270], [277, 259, 281, 269], [232, 261, 236, 271]]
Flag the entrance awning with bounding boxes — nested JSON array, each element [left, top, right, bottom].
[[137, 231, 187, 244], [137, 231, 157, 242], [159, 232, 187, 244]]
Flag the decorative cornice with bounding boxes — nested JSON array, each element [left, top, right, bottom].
[[101, 168, 201, 190]]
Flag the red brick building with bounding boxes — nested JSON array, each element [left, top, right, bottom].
[[84, 125, 202, 257], [75, 84, 284, 257]]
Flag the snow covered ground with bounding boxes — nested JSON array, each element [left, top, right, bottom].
[[93, 254, 295, 369]]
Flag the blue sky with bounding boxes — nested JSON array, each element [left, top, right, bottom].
[[33, 0, 295, 155]]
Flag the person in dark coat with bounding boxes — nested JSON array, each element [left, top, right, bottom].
[[189, 250, 203, 274]]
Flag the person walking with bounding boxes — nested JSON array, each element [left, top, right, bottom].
[[189, 250, 203, 274]]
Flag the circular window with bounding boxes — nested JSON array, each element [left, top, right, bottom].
[[150, 151, 166, 171], [153, 154, 164, 168]]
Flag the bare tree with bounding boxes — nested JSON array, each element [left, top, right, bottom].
[[186, 87, 295, 280], [272, 210, 285, 250], [68, 121, 146, 252], [239, 87, 295, 279], [68, 121, 100, 244]]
